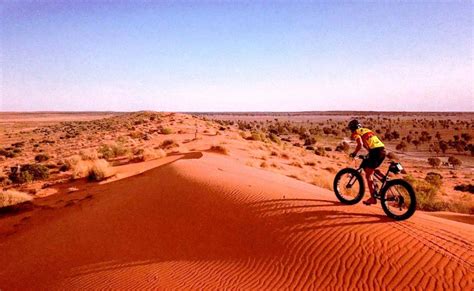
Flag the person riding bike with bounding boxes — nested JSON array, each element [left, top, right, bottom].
[[347, 119, 386, 205]]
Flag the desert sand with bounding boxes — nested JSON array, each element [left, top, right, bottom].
[[1, 152, 472, 289]]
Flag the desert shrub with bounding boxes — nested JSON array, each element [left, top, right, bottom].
[[260, 161, 268, 168], [268, 133, 281, 145], [87, 159, 111, 181], [0, 149, 16, 158], [65, 155, 82, 169], [304, 136, 317, 146], [335, 141, 350, 152], [448, 156, 462, 168], [161, 127, 173, 135], [281, 153, 290, 159], [425, 172, 443, 188], [405, 175, 443, 211], [290, 161, 303, 168], [247, 131, 266, 142], [132, 148, 166, 162], [270, 151, 279, 157], [387, 152, 398, 160], [159, 139, 178, 150], [71, 161, 90, 179], [396, 141, 407, 151], [45, 163, 57, 169], [209, 145, 228, 155], [129, 131, 145, 139], [80, 149, 99, 160], [454, 184, 474, 194], [34, 153, 50, 163], [324, 147, 332, 151], [9, 164, 49, 184], [59, 163, 70, 172], [315, 146, 326, 156], [312, 175, 332, 190], [11, 142, 25, 148], [304, 161, 316, 166], [0, 190, 33, 208], [98, 143, 128, 160], [427, 157, 441, 168], [324, 167, 336, 174]]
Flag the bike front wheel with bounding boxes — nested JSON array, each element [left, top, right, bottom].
[[333, 168, 365, 205], [380, 179, 416, 220]]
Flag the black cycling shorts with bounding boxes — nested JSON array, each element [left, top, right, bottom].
[[361, 147, 386, 169]]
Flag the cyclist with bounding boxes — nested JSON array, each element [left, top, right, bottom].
[[347, 119, 386, 205]]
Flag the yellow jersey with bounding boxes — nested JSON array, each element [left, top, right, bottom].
[[351, 128, 385, 150]]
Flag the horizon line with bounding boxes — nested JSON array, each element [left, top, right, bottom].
[[0, 110, 473, 114]]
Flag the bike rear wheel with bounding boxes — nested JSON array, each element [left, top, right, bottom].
[[380, 179, 416, 220], [333, 168, 365, 204]]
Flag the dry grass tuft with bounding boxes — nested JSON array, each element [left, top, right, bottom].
[[290, 161, 303, 168], [88, 159, 113, 181], [158, 139, 179, 150], [132, 148, 166, 162], [80, 149, 99, 160], [0, 190, 33, 208], [71, 158, 114, 181], [312, 175, 333, 191], [209, 145, 228, 155]]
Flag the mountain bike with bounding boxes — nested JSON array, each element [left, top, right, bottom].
[[333, 155, 416, 220]]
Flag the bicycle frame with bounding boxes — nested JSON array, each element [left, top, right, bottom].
[[348, 157, 393, 200]]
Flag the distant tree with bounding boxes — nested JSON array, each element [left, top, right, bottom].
[[396, 141, 407, 151], [412, 140, 420, 150], [448, 156, 462, 169], [461, 133, 472, 142], [429, 143, 441, 155], [427, 157, 441, 168], [439, 141, 448, 154]]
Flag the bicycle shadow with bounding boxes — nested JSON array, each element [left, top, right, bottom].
[[245, 197, 392, 235]]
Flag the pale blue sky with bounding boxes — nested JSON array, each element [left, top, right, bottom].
[[1, 1, 472, 112]]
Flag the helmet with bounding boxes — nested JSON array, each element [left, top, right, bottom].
[[348, 119, 361, 131]]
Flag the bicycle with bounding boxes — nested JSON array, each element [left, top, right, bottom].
[[333, 155, 417, 220]]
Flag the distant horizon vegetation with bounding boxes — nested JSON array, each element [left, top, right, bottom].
[[0, 110, 473, 115]]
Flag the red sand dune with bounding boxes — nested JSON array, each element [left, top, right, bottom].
[[0, 153, 472, 289]]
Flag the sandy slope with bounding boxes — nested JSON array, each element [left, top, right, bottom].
[[0, 153, 472, 289]]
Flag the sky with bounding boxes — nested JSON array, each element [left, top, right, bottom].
[[0, 1, 473, 112]]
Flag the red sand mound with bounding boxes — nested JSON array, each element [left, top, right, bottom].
[[0, 153, 472, 289]]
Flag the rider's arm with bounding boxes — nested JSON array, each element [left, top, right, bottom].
[[352, 136, 362, 157]]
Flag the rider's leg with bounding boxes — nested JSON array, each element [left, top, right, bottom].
[[363, 167, 377, 205], [364, 167, 375, 196]]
